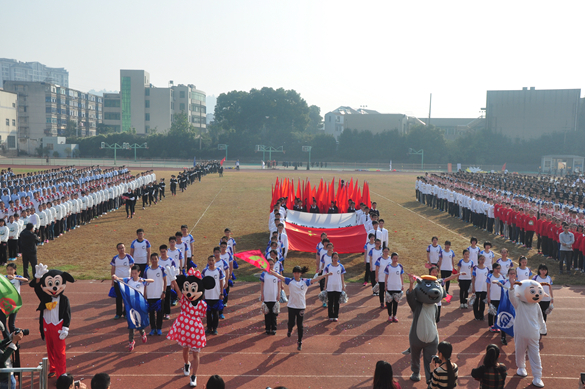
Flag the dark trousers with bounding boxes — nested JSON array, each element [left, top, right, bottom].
[[0, 242, 7, 265], [148, 298, 163, 330], [473, 291, 487, 320], [7, 239, 18, 258], [264, 301, 278, 332], [560, 250, 572, 272], [287, 307, 305, 343], [206, 299, 219, 331], [125, 203, 132, 217], [137, 263, 147, 277], [377, 282, 385, 305], [114, 282, 124, 316], [572, 249, 580, 269], [440, 270, 452, 293], [539, 301, 550, 322], [163, 285, 172, 314], [319, 272, 325, 291], [488, 299, 499, 327], [537, 235, 542, 251], [524, 231, 533, 248], [386, 290, 400, 317], [487, 218, 494, 233], [364, 263, 371, 283], [327, 291, 341, 318], [459, 280, 471, 305], [21, 252, 37, 279]]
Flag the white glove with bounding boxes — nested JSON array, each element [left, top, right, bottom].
[[59, 327, 69, 340], [165, 265, 177, 282], [35, 263, 49, 279]]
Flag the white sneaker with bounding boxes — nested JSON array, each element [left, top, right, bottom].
[[189, 375, 197, 387], [532, 377, 544, 387], [183, 362, 191, 376], [516, 368, 528, 377]]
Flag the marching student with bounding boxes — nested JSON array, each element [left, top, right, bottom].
[[3, 263, 28, 332], [315, 234, 328, 266], [130, 229, 151, 276], [276, 223, 288, 262], [383, 252, 404, 323], [176, 232, 191, 264], [368, 239, 384, 294], [438, 241, 455, 294], [7, 214, 19, 261], [516, 256, 532, 281], [0, 219, 8, 265], [533, 264, 553, 322], [479, 241, 495, 271], [144, 253, 166, 336], [323, 252, 346, 321], [467, 237, 480, 265], [110, 243, 135, 320], [486, 263, 507, 338], [378, 219, 389, 249], [319, 243, 335, 305], [218, 241, 233, 311], [167, 236, 185, 273], [471, 255, 489, 321], [374, 247, 393, 309], [202, 255, 225, 335], [363, 233, 376, 287], [158, 245, 178, 318], [457, 249, 474, 309], [426, 236, 442, 266], [269, 266, 329, 351], [224, 227, 237, 255], [495, 248, 513, 277], [367, 221, 382, 244], [212, 246, 230, 320], [260, 256, 281, 335]]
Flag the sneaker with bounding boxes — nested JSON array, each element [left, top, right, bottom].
[[128, 340, 135, 351], [219, 314, 225, 320], [189, 375, 197, 387], [402, 348, 411, 355], [380, 304, 385, 309], [387, 316, 392, 322], [205, 329, 212, 334], [163, 314, 171, 320], [463, 304, 468, 309], [212, 330, 218, 335], [516, 368, 528, 377], [141, 332, 147, 343], [333, 318, 338, 322], [392, 317, 399, 323], [532, 378, 544, 388], [489, 326, 500, 333], [362, 282, 368, 287], [322, 302, 327, 308], [287, 331, 291, 338], [501, 337, 507, 345], [114, 315, 122, 320], [459, 304, 464, 309], [183, 363, 191, 376], [297, 342, 302, 351], [148, 329, 156, 336], [156, 329, 162, 336]]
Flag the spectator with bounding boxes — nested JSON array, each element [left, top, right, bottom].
[[17, 223, 39, 279], [471, 344, 507, 389], [205, 375, 225, 389], [56, 374, 87, 389], [429, 341, 458, 388], [372, 360, 401, 389], [0, 327, 23, 389], [91, 373, 110, 389]]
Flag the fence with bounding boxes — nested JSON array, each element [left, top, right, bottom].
[[0, 357, 48, 389]]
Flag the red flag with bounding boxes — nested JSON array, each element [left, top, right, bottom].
[[362, 181, 371, 208], [502, 163, 506, 171], [328, 179, 335, 209], [220, 157, 226, 166], [347, 178, 354, 202], [288, 179, 295, 209], [286, 223, 367, 254], [234, 250, 269, 271], [296, 179, 302, 204]]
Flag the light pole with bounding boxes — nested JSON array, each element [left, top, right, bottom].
[[408, 148, 424, 170], [218, 144, 228, 160], [302, 145, 312, 170], [101, 142, 130, 166]]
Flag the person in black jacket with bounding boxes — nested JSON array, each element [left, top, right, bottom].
[[17, 223, 39, 279], [309, 199, 320, 214]]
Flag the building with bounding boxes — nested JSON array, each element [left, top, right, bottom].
[[41, 136, 79, 158], [102, 70, 206, 135], [540, 155, 584, 174], [0, 58, 68, 88], [0, 89, 18, 154], [323, 106, 424, 140], [2, 81, 102, 153], [486, 87, 582, 140], [420, 117, 486, 140]]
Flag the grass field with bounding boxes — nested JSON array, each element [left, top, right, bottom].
[[3, 168, 583, 286]]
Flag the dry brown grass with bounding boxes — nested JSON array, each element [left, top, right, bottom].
[[3, 169, 581, 286]]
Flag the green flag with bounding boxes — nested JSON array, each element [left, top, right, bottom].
[[0, 276, 23, 315]]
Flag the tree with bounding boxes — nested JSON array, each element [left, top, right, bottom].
[[406, 125, 447, 163], [53, 151, 60, 158], [64, 146, 72, 158], [307, 105, 323, 133], [96, 123, 117, 135], [64, 120, 77, 138], [168, 112, 196, 137]]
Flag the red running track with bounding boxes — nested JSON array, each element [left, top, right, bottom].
[[13, 280, 585, 388]]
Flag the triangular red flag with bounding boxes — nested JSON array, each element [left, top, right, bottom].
[[234, 250, 269, 271]]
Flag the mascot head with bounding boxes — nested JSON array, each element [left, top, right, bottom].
[[514, 279, 548, 304], [175, 268, 215, 306], [414, 275, 446, 304], [39, 269, 74, 297]]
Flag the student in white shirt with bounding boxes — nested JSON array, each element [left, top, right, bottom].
[[319, 243, 334, 301], [181, 225, 195, 260], [486, 263, 507, 334], [110, 243, 135, 319], [374, 247, 393, 308], [438, 240, 456, 293], [378, 219, 389, 249], [260, 257, 281, 335], [269, 266, 329, 351], [363, 233, 376, 287], [4, 263, 28, 332], [0, 219, 9, 265], [144, 253, 167, 335], [479, 241, 495, 271], [533, 264, 553, 322], [323, 252, 346, 321], [426, 236, 442, 266], [368, 239, 384, 295], [383, 252, 404, 322], [516, 256, 532, 280], [467, 237, 481, 265], [7, 215, 19, 261], [276, 224, 288, 260], [495, 248, 513, 277], [167, 236, 184, 272], [201, 255, 225, 335], [130, 228, 151, 276], [457, 249, 474, 309], [471, 255, 489, 320]]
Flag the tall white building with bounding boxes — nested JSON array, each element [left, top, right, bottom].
[[0, 58, 69, 88], [0, 90, 18, 153], [103, 70, 206, 135]]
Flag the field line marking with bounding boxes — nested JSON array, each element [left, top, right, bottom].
[[190, 187, 224, 234]]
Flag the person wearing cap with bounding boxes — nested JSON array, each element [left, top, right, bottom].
[[270, 266, 330, 351], [56, 374, 87, 389]]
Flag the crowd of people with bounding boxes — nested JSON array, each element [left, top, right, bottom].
[[416, 171, 585, 274]]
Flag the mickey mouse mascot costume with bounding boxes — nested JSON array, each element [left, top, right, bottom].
[[508, 275, 548, 388], [29, 263, 74, 378], [166, 266, 215, 387]]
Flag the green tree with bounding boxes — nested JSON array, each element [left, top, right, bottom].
[[96, 123, 117, 135], [64, 120, 77, 138], [307, 105, 323, 133], [406, 124, 447, 163], [168, 112, 196, 137]]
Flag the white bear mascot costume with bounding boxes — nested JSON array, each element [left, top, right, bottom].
[[508, 278, 548, 388]]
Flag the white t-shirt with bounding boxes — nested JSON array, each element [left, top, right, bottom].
[[7, 275, 25, 294], [167, 248, 184, 267], [183, 234, 195, 257], [457, 259, 474, 280], [427, 244, 442, 264], [324, 263, 346, 292], [320, 253, 333, 272], [285, 277, 311, 309], [480, 250, 495, 270], [374, 257, 393, 283], [144, 265, 166, 299], [533, 275, 552, 302], [487, 273, 506, 301], [496, 258, 513, 277], [110, 254, 135, 278], [516, 267, 532, 281], [131, 239, 151, 265], [472, 266, 489, 292], [383, 263, 404, 291], [364, 242, 376, 262], [260, 271, 280, 302], [440, 249, 455, 271], [123, 277, 147, 296], [158, 258, 177, 286], [202, 267, 225, 300], [368, 247, 383, 266], [467, 246, 481, 264]]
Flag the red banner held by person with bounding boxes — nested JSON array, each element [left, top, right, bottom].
[[286, 222, 367, 254], [220, 157, 226, 166], [234, 250, 269, 271]]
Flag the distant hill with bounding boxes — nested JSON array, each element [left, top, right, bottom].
[[88, 89, 118, 96]]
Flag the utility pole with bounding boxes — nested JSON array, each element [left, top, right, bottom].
[[428, 93, 432, 127]]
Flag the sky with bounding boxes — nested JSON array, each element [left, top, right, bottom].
[[2, 0, 584, 119]]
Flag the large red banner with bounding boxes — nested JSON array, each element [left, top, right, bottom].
[[286, 222, 367, 254]]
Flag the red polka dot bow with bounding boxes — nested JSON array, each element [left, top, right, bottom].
[[188, 268, 202, 279]]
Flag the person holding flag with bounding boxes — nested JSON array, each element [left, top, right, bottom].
[[0, 263, 25, 333], [112, 265, 154, 351]]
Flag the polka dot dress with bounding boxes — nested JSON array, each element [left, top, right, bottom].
[[167, 296, 207, 349]]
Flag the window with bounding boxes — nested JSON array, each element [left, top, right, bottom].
[[145, 88, 150, 96], [180, 91, 185, 98], [105, 112, 120, 120], [7, 136, 15, 149], [145, 100, 150, 108], [5, 119, 8, 126], [104, 99, 120, 107], [121, 76, 132, 132], [12, 119, 15, 126], [190, 92, 205, 102], [145, 113, 150, 121], [180, 103, 185, 111]]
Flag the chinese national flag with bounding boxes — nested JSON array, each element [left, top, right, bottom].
[[286, 222, 367, 254], [234, 250, 269, 271]]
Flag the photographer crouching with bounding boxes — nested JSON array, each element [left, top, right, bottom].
[[0, 321, 27, 389]]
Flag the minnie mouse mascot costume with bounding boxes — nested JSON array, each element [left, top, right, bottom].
[[166, 266, 215, 387], [29, 263, 75, 378]]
